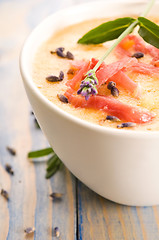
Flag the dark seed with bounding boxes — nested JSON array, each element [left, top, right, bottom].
[[46, 75, 60, 82], [106, 115, 120, 122], [132, 52, 144, 59], [1, 189, 9, 201], [54, 227, 60, 237], [56, 47, 65, 52], [111, 86, 119, 97], [6, 146, 16, 156], [50, 192, 63, 200], [59, 71, 64, 80], [117, 122, 136, 128], [51, 47, 74, 60], [24, 227, 35, 234], [5, 164, 14, 175], [107, 81, 116, 90], [57, 94, 68, 103], [50, 47, 64, 55], [66, 51, 74, 60], [56, 48, 66, 58]]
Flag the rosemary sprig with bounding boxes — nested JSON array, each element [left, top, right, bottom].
[[28, 147, 53, 158], [77, 0, 157, 100], [46, 154, 62, 179], [28, 148, 62, 178]]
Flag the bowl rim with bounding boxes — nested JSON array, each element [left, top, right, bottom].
[[20, 0, 159, 138]]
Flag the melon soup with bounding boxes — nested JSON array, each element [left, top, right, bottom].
[[20, 1, 159, 206], [32, 17, 159, 131]]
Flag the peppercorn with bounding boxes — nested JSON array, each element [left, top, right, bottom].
[[132, 52, 144, 59]]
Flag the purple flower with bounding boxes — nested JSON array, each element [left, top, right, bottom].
[[77, 70, 98, 100]]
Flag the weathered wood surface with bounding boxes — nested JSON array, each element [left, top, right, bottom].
[[1, 0, 159, 239], [77, 182, 159, 240]]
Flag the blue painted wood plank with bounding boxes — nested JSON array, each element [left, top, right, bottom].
[[77, 180, 159, 240], [2, 0, 159, 240], [0, 0, 77, 239], [29, 117, 76, 240]]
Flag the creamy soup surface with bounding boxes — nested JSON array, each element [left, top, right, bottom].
[[33, 17, 159, 131]]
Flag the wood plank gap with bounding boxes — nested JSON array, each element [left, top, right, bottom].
[[77, 181, 83, 240], [76, 178, 79, 240]]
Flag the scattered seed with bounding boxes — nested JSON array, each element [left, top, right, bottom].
[[59, 71, 64, 80], [1, 189, 9, 201], [66, 51, 74, 60], [6, 146, 16, 156], [54, 227, 60, 237], [56, 48, 66, 58], [57, 47, 65, 52], [57, 94, 68, 103], [111, 86, 119, 97], [106, 115, 120, 122], [117, 122, 136, 128], [132, 52, 144, 59], [46, 75, 60, 82], [24, 227, 35, 234], [46, 71, 64, 82], [50, 47, 65, 55], [5, 164, 14, 175], [50, 192, 63, 200], [67, 68, 75, 75], [107, 81, 116, 90], [50, 47, 74, 60]]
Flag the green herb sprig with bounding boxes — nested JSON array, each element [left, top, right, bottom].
[[28, 148, 62, 179], [77, 0, 158, 99]]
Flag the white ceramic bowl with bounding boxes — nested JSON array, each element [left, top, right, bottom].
[[20, 0, 159, 206]]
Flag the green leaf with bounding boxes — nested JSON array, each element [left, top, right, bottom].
[[138, 17, 159, 49], [78, 17, 136, 44], [46, 154, 62, 179], [45, 164, 60, 179], [46, 154, 61, 171], [28, 147, 54, 158], [46, 154, 59, 168], [47, 154, 56, 166]]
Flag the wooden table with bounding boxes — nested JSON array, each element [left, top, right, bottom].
[[1, 0, 159, 239]]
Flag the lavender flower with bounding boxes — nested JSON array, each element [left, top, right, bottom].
[[77, 70, 98, 100]]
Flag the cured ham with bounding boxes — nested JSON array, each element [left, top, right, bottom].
[[65, 88, 154, 123]]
